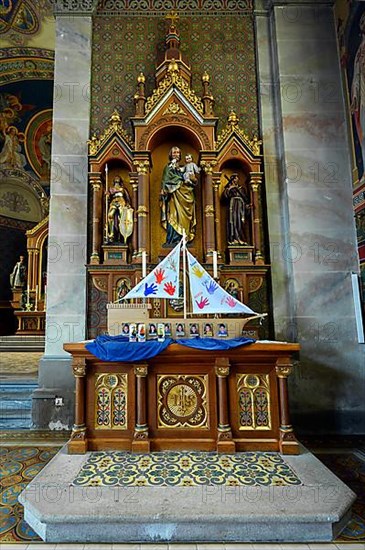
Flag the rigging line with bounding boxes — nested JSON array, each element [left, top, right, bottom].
[[182, 231, 187, 320]]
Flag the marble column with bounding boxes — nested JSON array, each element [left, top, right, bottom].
[[255, 0, 365, 433], [33, 8, 95, 430]]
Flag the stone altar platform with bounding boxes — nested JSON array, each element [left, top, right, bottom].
[[19, 445, 355, 543]]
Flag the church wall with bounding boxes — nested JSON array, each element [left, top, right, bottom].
[[335, 0, 365, 309], [256, 2, 364, 434]]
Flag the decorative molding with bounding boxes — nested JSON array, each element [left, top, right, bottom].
[[133, 160, 150, 174], [93, 276, 108, 293], [215, 365, 230, 377], [215, 110, 262, 155], [97, 0, 253, 15], [276, 365, 293, 378], [200, 160, 217, 174], [145, 72, 204, 117], [138, 115, 210, 150], [72, 357, 86, 377], [0, 49, 54, 85], [88, 110, 134, 155], [50, 0, 99, 15], [134, 365, 148, 377], [163, 102, 186, 116]]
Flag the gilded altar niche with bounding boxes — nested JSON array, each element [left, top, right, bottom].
[[87, 15, 270, 338]]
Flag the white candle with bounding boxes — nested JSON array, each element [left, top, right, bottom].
[[105, 163, 109, 241], [142, 251, 147, 278], [213, 251, 218, 279], [44, 285, 47, 311], [27, 285, 30, 304], [35, 285, 38, 311]]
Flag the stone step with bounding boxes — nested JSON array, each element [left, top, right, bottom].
[[0, 381, 37, 430], [19, 447, 356, 543], [0, 335, 45, 351]]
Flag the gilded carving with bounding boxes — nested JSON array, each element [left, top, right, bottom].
[[200, 160, 217, 174], [72, 358, 86, 377], [215, 110, 262, 155], [95, 373, 128, 430], [204, 205, 215, 217], [248, 276, 263, 293], [93, 276, 108, 293], [163, 102, 186, 116], [88, 110, 134, 155], [137, 205, 148, 217], [90, 181, 101, 192], [215, 366, 230, 377], [134, 365, 148, 377], [236, 373, 271, 430], [157, 374, 209, 429], [145, 72, 204, 116], [133, 160, 150, 174], [275, 365, 293, 378], [70, 425, 86, 440]]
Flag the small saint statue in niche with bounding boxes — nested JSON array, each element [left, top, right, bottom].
[[160, 146, 197, 245], [107, 175, 134, 244], [10, 255, 27, 289], [221, 173, 251, 245]]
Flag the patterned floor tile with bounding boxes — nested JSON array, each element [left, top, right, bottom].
[[72, 451, 302, 488]]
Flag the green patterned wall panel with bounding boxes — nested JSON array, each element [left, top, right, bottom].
[[91, 15, 258, 137]]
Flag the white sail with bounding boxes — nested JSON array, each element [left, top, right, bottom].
[[187, 250, 257, 315], [122, 241, 181, 300]]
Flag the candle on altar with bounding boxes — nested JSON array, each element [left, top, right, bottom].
[[105, 163, 109, 241], [35, 285, 38, 311], [142, 251, 147, 278], [213, 251, 218, 279], [44, 285, 47, 311], [27, 285, 30, 304]]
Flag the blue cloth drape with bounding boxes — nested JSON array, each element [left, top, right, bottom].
[[85, 334, 255, 362]]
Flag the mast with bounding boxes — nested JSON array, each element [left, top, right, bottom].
[[182, 230, 187, 320]]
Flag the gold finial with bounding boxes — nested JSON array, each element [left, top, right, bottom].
[[228, 110, 238, 126], [109, 109, 121, 124], [202, 72, 210, 83], [165, 11, 179, 29], [137, 72, 145, 83]]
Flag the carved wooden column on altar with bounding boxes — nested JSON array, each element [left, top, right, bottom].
[[212, 172, 222, 259], [215, 357, 235, 453], [201, 160, 217, 262], [132, 363, 150, 452], [130, 173, 139, 260], [275, 358, 299, 455], [250, 172, 264, 265], [134, 158, 150, 261], [89, 172, 102, 264], [68, 357, 87, 454]]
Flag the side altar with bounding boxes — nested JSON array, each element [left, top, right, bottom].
[[86, 16, 269, 341], [65, 341, 300, 456]]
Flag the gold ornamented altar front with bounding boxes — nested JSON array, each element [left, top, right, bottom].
[[65, 341, 300, 455]]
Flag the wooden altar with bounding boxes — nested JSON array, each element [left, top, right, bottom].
[[65, 341, 300, 456]]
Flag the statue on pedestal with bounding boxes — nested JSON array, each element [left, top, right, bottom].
[[160, 146, 197, 245], [107, 176, 134, 244], [221, 174, 251, 245], [10, 255, 27, 289]]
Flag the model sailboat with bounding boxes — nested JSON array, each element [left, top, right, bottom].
[[121, 235, 265, 325]]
